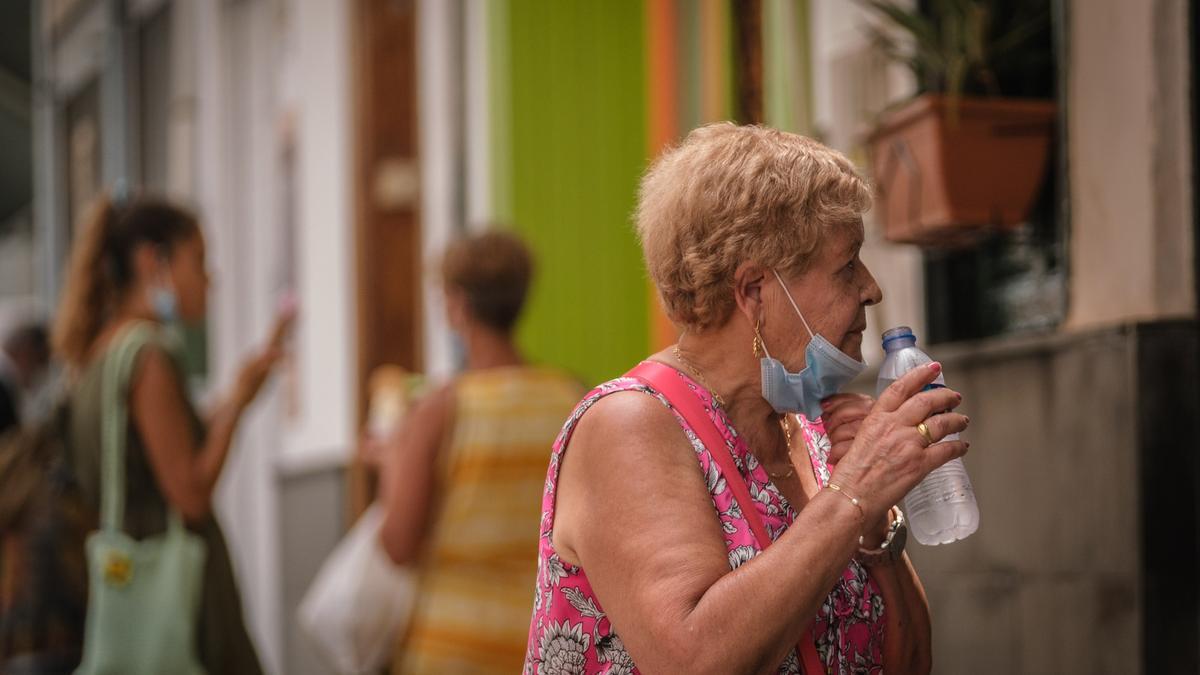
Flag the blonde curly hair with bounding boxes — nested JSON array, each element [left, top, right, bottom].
[[636, 123, 871, 332]]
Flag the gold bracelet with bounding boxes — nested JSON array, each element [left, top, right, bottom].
[[826, 482, 866, 524]]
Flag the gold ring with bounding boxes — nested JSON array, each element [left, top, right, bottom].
[[916, 422, 934, 446]]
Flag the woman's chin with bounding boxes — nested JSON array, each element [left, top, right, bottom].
[[842, 332, 865, 359]]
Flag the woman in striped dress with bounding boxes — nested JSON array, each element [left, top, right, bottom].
[[379, 231, 584, 673]]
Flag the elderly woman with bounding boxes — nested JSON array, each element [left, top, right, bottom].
[[524, 124, 969, 674]]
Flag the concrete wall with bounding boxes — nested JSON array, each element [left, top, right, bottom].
[[1066, 0, 1195, 329], [901, 329, 1142, 674]]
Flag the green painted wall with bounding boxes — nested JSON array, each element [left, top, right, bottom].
[[764, 0, 814, 134], [498, 0, 650, 385]]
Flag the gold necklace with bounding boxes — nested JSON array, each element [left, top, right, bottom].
[[673, 345, 795, 480], [765, 417, 796, 479], [671, 346, 727, 408]]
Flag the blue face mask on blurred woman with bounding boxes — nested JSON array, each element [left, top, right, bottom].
[[147, 267, 188, 362], [759, 269, 867, 420], [150, 285, 178, 323], [149, 256, 179, 324]]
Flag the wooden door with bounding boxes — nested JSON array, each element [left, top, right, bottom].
[[349, 0, 421, 516]]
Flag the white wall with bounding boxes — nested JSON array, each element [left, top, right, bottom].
[[1065, 0, 1195, 329], [189, 1, 287, 670], [187, 0, 356, 671], [284, 0, 357, 465], [418, 0, 464, 379]]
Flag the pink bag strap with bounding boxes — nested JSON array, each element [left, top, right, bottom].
[[626, 361, 826, 675]]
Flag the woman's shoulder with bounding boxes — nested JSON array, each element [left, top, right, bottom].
[[71, 323, 177, 396], [566, 377, 695, 464], [454, 364, 587, 405], [81, 321, 180, 374], [461, 363, 579, 385]]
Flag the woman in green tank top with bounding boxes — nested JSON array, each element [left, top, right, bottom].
[[53, 195, 292, 674]]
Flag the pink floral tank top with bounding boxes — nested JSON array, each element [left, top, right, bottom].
[[524, 368, 885, 674]]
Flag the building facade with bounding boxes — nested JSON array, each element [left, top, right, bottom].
[[16, 0, 1198, 673]]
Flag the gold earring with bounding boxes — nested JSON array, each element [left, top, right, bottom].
[[753, 320, 764, 358]]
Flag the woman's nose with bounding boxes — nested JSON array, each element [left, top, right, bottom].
[[862, 267, 883, 306]]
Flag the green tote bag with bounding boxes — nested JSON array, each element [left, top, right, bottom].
[[75, 324, 207, 675]]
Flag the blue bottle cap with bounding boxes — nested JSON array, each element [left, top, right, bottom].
[[881, 326, 916, 348]]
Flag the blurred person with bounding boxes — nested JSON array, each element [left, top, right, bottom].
[[525, 124, 970, 674], [378, 231, 585, 674], [52, 195, 293, 674], [0, 319, 51, 436]]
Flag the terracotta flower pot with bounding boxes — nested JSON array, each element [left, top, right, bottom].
[[867, 94, 1057, 247]]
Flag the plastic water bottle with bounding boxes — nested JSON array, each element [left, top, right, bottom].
[[876, 326, 979, 545]]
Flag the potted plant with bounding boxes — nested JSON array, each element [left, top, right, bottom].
[[861, 0, 1056, 247]]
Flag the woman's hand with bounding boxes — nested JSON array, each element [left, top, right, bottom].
[[357, 432, 387, 470], [232, 306, 296, 410], [820, 393, 874, 464], [829, 362, 969, 521], [824, 383, 942, 675]]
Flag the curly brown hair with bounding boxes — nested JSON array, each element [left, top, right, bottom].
[[636, 123, 871, 332]]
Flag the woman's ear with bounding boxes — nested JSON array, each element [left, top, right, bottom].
[[130, 242, 164, 286], [732, 262, 767, 326]]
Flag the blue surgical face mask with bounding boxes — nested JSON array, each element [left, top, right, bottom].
[[449, 331, 467, 372], [760, 269, 867, 419], [149, 284, 178, 323]]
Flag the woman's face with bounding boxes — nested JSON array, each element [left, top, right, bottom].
[[166, 232, 210, 324], [762, 221, 882, 367]]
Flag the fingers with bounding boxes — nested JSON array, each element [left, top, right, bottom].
[[874, 362, 942, 413], [358, 435, 384, 468], [820, 393, 873, 418], [268, 305, 298, 349], [924, 439, 970, 470], [261, 346, 286, 370], [896, 386, 961, 424], [827, 419, 861, 447], [922, 412, 970, 444], [821, 395, 873, 431], [829, 439, 854, 464]]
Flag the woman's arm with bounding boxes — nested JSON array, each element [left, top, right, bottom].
[[553, 363, 965, 675], [130, 347, 267, 522], [824, 395, 933, 673], [556, 391, 866, 674], [378, 382, 454, 565], [131, 315, 289, 523]]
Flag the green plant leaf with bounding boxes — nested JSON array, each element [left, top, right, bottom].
[[988, 12, 1050, 59], [857, 0, 939, 46], [859, 0, 1052, 98]]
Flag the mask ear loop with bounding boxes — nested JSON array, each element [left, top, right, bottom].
[[771, 269, 815, 339]]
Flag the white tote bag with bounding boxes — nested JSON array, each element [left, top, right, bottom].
[[298, 504, 416, 674]]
